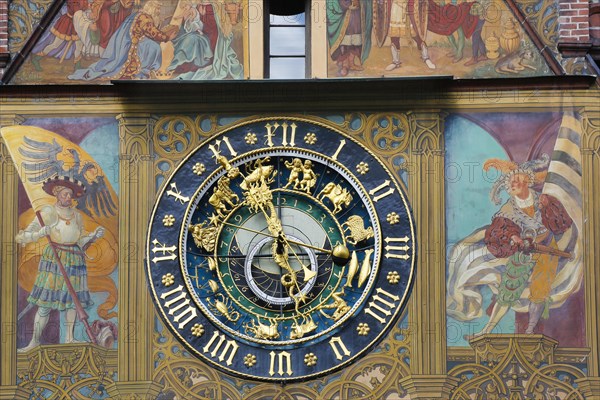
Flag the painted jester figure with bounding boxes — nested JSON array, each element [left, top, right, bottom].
[[16, 176, 105, 352], [476, 155, 573, 336]]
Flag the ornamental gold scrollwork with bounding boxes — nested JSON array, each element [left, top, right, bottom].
[[363, 114, 411, 157], [16, 344, 117, 399], [153, 115, 244, 185], [194, 115, 222, 138], [561, 57, 588, 76], [8, 0, 55, 54], [448, 335, 586, 399], [322, 113, 412, 189], [324, 113, 411, 159], [516, 0, 559, 49], [153, 116, 198, 161]]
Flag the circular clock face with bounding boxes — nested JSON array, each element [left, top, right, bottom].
[[146, 117, 416, 381]]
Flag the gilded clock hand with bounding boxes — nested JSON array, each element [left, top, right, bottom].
[[221, 220, 351, 266], [278, 233, 317, 282], [223, 221, 332, 254], [216, 155, 306, 303]]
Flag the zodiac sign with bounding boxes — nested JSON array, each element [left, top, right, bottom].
[[241, 158, 277, 212], [207, 257, 217, 271], [290, 314, 318, 339], [343, 215, 374, 245], [345, 251, 359, 287], [319, 288, 350, 321], [244, 317, 280, 340], [207, 294, 240, 322], [318, 183, 353, 214], [209, 176, 239, 219], [284, 158, 303, 190], [215, 154, 240, 179], [189, 221, 217, 252], [284, 158, 318, 193], [240, 157, 276, 191], [299, 160, 317, 193], [357, 249, 374, 288]]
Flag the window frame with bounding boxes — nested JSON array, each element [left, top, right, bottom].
[[264, 0, 311, 79]]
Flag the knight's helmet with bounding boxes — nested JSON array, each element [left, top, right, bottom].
[[483, 154, 550, 204]]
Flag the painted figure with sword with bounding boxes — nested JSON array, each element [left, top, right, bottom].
[[16, 175, 104, 352], [473, 154, 574, 337]]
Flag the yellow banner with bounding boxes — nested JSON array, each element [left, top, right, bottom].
[[1, 125, 119, 320]]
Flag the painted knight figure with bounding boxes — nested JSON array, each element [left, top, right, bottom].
[[16, 176, 105, 352], [1, 125, 120, 351], [447, 112, 584, 342], [475, 156, 575, 336]]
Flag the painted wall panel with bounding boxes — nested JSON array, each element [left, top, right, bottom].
[[445, 112, 586, 348], [10, 0, 247, 84], [0, 89, 598, 398]]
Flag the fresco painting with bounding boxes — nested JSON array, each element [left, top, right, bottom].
[[0, 121, 120, 351], [13, 0, 245, 83], [326, 0, 552, 78], [446, 113, 585, 348]]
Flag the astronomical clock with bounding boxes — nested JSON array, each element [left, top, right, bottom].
[[146, 117, 416, 381]]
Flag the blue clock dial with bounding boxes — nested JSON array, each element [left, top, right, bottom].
[[146, 118, 416, 381]]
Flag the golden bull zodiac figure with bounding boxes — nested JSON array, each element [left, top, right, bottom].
[[318, 182, 352, 214]]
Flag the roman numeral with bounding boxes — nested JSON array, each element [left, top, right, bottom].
[[166, 182, 190, 204], [384, 236, 411, 260], [208, 136, 238, 158], [151, 239, 177, 263], [265, 122, 297, 147], [369, 180, 395, 202], [329, 337, 351, 361], [160, 285, 197, 329], [203, 331, 239, 366], [331, 139, 346, 161], [269, 351, 293, 376], [364, 288, 400, 324]]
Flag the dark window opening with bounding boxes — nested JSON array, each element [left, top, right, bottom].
[[265, 0, 309, 79]]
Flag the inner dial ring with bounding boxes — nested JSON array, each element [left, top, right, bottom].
[[244, 235, 318, 306]]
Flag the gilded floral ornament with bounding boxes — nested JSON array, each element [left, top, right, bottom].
[[356, 162, 369, 175], [387, 271, 400, 284], [244, 354, 257, 367], [245, 132, 258, 145], [162, 273, 175, 287], [192, 162, 206, 176], [304, 132, 317, 145], [304, 353, 318, 366], [357, 323, 370, 336], [386, 212, 400, 225], [191, 324, 205, 337], [162, 214, 175, 227]]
